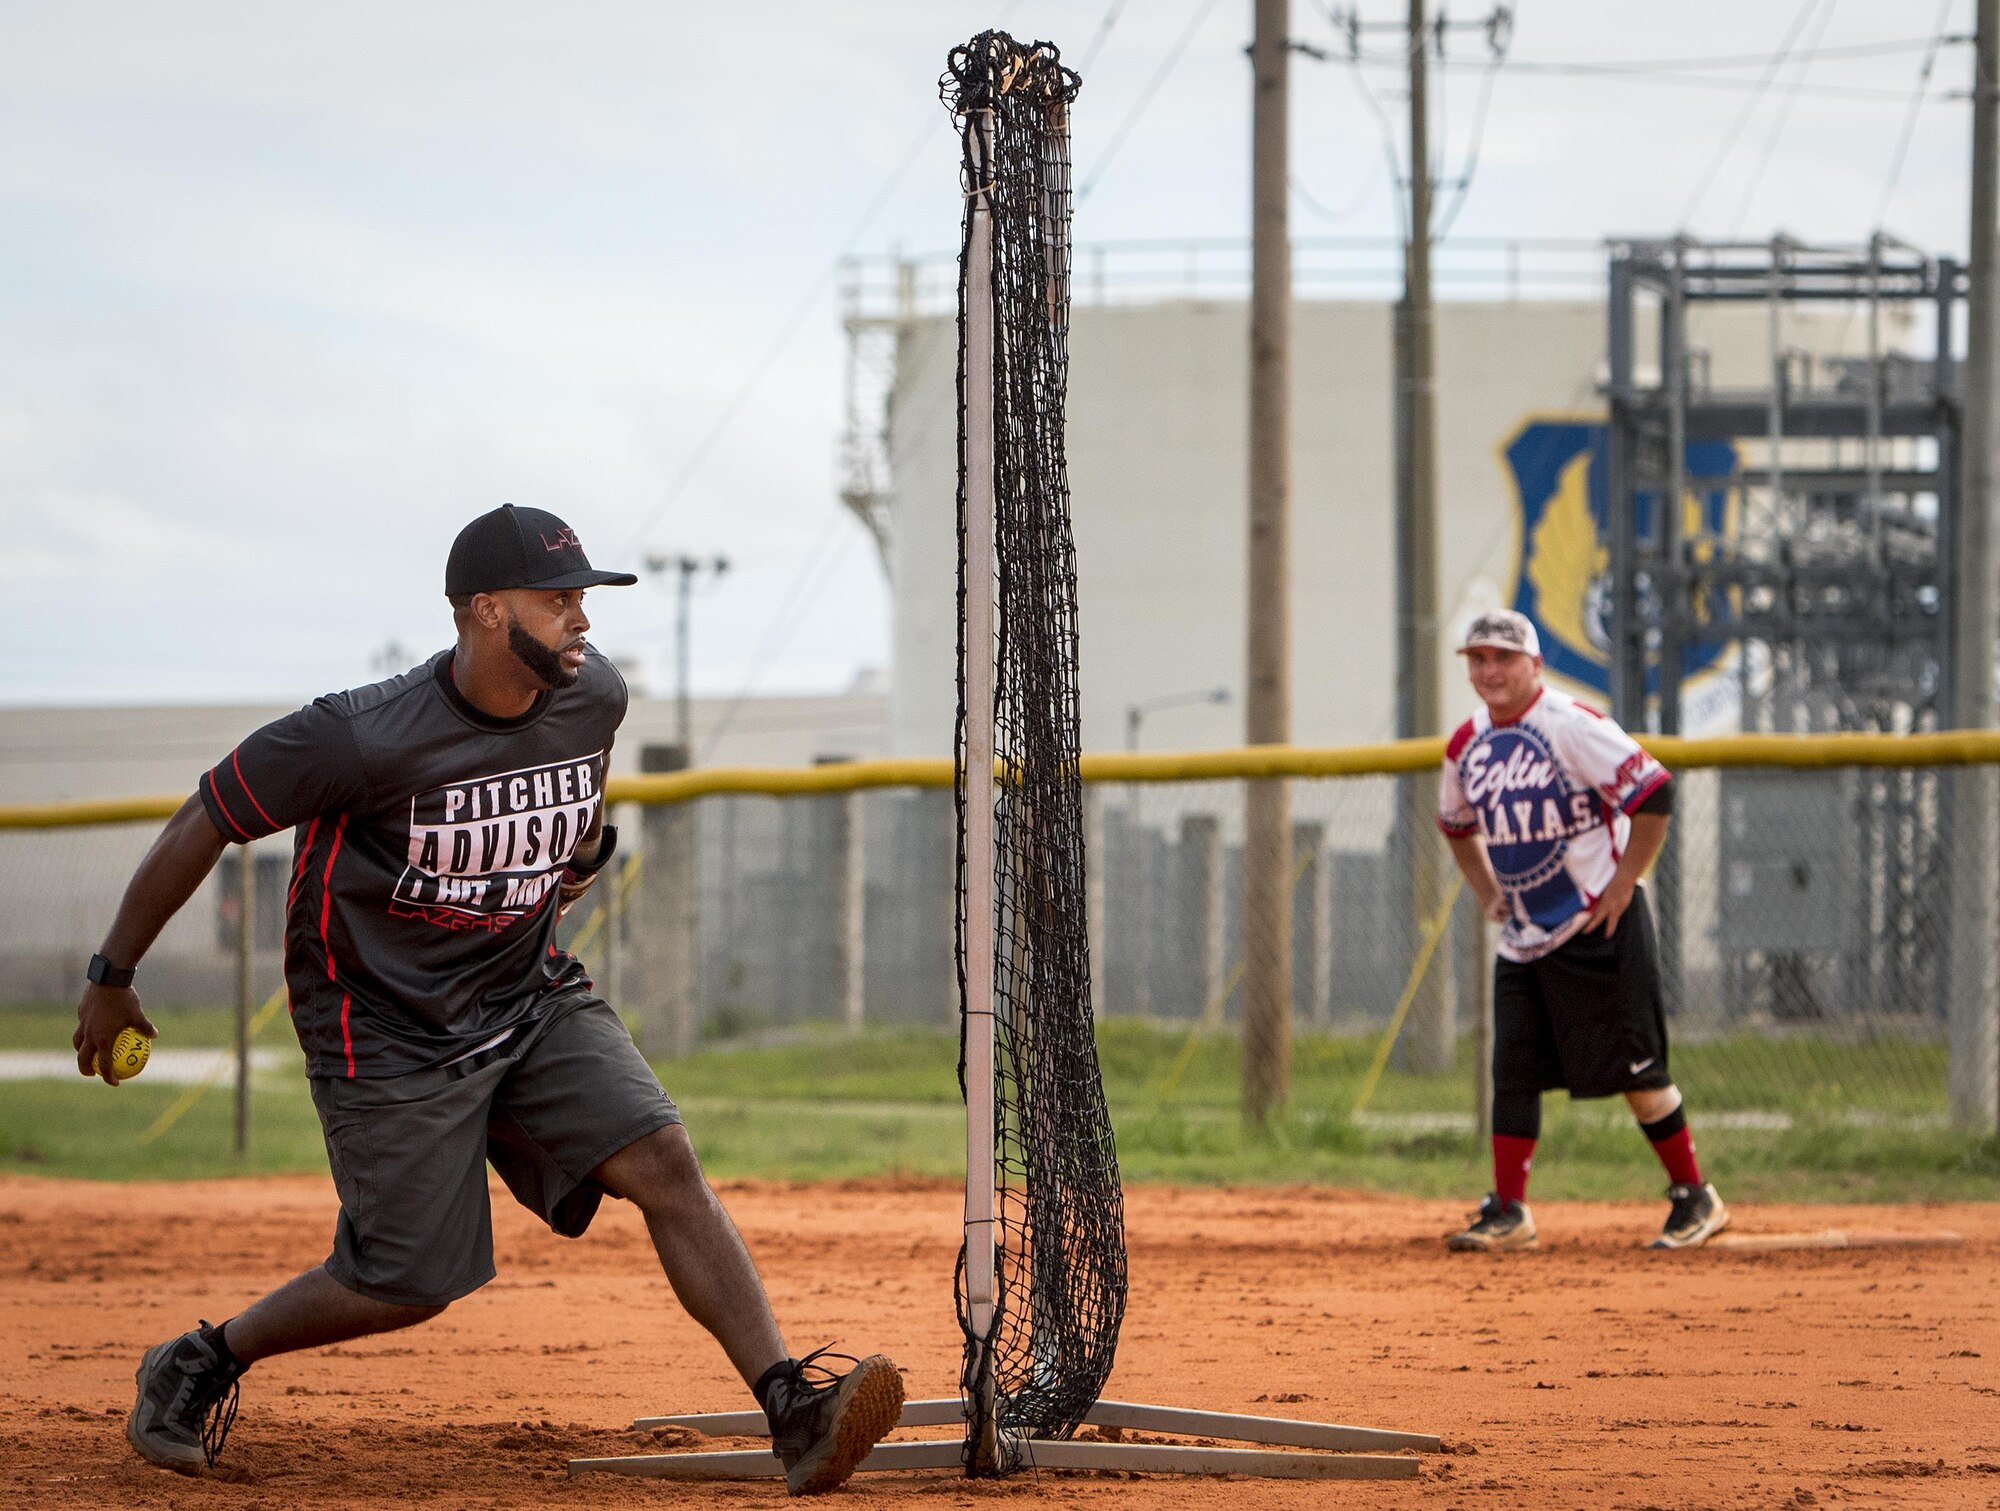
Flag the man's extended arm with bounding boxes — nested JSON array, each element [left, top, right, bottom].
[[1445, 832, 1511, 924], [73, 795, 229, 1085]]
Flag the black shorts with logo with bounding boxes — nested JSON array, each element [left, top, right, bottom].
[[309, 992, 681, 1307], [1492, 887, 1674, 1100]]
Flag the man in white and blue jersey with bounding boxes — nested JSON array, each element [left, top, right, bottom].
[[1437, 610, 1728, 1253]]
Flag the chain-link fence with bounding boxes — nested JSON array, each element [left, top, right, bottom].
[[5, 739, 1996, 1152]]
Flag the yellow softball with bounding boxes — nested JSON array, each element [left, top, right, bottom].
[[102, 1027, 151, 1081]]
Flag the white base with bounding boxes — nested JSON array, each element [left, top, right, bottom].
[[570, 1397, 1439, 1482], [568, 1437, 1420, 1480]]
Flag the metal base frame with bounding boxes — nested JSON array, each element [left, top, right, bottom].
[[567, 1396, 1438, 1482]]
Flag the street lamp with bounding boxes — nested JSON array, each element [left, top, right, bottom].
[[644, 553, 731, 756], [1125, 686, 1231, 751]]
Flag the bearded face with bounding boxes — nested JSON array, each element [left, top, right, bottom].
[[507, 614, 581, 691]]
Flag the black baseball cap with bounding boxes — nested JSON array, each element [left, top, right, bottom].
[[445, 504, 639, 596]]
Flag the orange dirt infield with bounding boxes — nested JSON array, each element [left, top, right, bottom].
[[3, 1174, 1997, 1510]]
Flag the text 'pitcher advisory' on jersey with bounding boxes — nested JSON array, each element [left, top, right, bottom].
[[199, 647, 627, 1079], [399, 754, 602, 917], [1437, 686, 1669, 962]]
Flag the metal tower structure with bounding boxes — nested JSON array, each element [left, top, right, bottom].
[[1606, 234, 1964, 737], [1605, 234, 1968, 1036], [836, 257, 910, 578]]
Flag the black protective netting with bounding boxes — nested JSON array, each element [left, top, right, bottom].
[[943, 32, 1126, 1473]]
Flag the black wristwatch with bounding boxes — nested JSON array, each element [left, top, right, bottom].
[[87, 953, 136, 990]]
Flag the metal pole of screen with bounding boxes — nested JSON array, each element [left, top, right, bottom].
[[959, 101, 1000, 1463], [235, 844, 253, 1157]]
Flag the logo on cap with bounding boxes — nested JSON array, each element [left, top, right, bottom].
[[1459, 608, 1542, 658], [445, 504, 638, 597], [1467, 613, 1527, 649]]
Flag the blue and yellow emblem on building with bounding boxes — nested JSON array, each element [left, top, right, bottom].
[[1500, 418, 1738, 700]]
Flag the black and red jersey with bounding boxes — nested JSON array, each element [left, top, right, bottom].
[[198, 647, 626, 1078]]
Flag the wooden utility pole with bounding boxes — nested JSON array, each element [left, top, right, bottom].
[[1950, 0, 2000, 1129], [1398, 0, 1454, 1073], [1244, 0, 1293, 1123]]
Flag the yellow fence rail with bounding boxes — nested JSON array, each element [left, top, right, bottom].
[[9, 730, 2000, 829]]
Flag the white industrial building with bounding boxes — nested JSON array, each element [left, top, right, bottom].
[[881, 276, 1885, 756]]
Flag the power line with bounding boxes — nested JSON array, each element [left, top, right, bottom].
[[1873, 0, 1961, 227], [1075, 0, 1135, 75], [1726, 0, 1843, 237], [695, 508, 844, 755], [1434, 44, 1504, 241], [618, 1, 1030, 558], [1357, 34, 1962, 73], [700, 520, 862, 759], [1680, 0, 1829, 229], [1306, 4, 1510, 243], [1373, 54, 1948, 102], [1077, 0, 1229, 204], [1290, 169, 1378, 225], [1434, 14, 1450, 207], [616, 128, 923, 558], [683, 3, 1128, 727], [1320, 11, 1412, 241], [723, 0, 1140, 727], [670, 0, 1115, 720], [1473, 34, 1957, 72]]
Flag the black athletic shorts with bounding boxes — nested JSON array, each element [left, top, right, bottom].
[[1492, 887, 1674, 1100], [308, 992, 681, 1307]]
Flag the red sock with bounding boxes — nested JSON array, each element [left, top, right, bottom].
[[1493, 1135, 1536, 1206], [1648, 1125, 1702, 1187]]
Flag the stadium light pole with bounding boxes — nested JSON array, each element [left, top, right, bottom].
[[645, 553, 731, 759], [1124, 686, 1231, 751], [1245, 0, 1294, 1126]]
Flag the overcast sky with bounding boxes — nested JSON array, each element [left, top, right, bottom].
[[2, 0, 1979, 706]]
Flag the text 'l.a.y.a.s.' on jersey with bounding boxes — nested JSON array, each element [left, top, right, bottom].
[[197, 647, 627, 1078], [1436, 686, 1670, 962]]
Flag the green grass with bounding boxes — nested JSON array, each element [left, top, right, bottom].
[[0, 1001, 298, 1052], [2, 1008, 1991, 1200], [0, 1078, 330, 1180]]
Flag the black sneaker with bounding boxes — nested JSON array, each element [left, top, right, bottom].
[[1446, 1193, 1538, 1252], [126, 1321, 245, 1473], [1650, 1182, 1729, 1249], [762, 1348, 904, 1495]]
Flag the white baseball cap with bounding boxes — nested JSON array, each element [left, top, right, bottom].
[[1458, 609, 1542, 659]]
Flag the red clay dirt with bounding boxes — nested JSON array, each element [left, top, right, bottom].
[[2, 1173, 1996, 1510]]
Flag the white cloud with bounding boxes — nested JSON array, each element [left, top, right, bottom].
[[1, 0, 1983, 705]]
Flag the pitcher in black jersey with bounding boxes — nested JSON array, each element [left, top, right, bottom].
[[73, 505, 904, 1495]]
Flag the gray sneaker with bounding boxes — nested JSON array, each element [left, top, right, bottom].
[[127, 1322, 245, 1473], [1447, 1193, 1538, 1252], [763, 1349, 904, 1495], [1650, 1182, 1730, 1249]]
